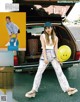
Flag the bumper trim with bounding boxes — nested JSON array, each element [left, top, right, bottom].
[[14, 60, 80, 69], [63, 60, 80, 64]]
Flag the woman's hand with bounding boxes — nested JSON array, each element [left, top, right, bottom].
[[44, 58, 49, 64], [56, 58, 62, 64]]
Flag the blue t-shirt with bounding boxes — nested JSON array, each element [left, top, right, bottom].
[[6, 22, 19, 35]]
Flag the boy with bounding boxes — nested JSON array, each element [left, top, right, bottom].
[[5, 16, 20, 46]]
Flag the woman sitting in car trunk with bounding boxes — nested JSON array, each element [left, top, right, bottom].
[[25, 22, 78, 98]]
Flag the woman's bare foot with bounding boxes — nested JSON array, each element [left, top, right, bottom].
[[67, 88, 78, 96], [25, 90, 36, 98]]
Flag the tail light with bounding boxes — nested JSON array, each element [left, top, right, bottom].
[[14, 56, 18, 66], [75, 51, 80, 60]]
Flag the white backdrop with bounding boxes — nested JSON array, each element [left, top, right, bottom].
[[0, 51, 13, 66]]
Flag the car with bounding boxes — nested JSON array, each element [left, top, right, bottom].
[[14, 2, 80, 71]]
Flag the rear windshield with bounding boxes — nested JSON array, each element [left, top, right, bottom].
[[27, 26, 44, 36]]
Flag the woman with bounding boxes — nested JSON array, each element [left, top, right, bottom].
[[25, 22, 78, 98]]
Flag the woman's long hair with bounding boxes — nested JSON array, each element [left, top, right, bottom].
[[44, 27, 56, 45]]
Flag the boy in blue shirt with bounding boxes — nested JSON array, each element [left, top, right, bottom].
[[5, 16, 20, 46]]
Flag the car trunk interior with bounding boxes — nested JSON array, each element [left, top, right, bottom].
[[18, 24, 76, 65], [17, 3, 76, 65]]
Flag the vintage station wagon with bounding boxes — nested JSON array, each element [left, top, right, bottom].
[[14, 2, 80, 71]]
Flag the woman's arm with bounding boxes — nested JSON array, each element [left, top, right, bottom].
[[40, 34, 48, 64], [54, 36, 58, 57]]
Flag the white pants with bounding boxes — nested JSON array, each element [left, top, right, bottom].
[[32, 50, 70, 92]]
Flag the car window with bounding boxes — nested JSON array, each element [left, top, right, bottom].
[[27, 26, 44, 36]]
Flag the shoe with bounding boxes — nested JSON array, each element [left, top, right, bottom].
[[14, 42, 16, 46], [5, 42, 10, 46], [25, 90, 36, 98], [67, 88, 78, 96]]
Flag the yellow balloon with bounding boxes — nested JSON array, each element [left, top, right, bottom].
[[57, 45, 71, 62]]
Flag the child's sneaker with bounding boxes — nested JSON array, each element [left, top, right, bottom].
[[14, 42, 16, 46], [5, 42, 10, 46]]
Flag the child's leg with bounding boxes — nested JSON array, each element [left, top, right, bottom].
[[5, 34, 12, 46], [51, 58, 70, 92], [32, 59, 49, 92], [9, 34, 12, 41], [14, 34, 18, 46], [15, 34, 18, 41]]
